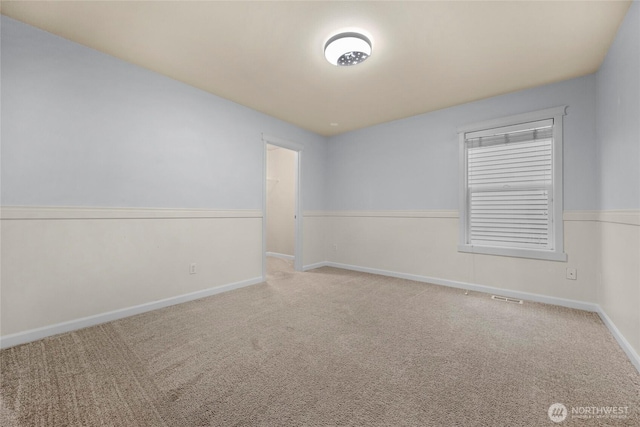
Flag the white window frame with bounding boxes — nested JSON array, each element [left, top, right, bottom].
[[457, 106, 568, 262]]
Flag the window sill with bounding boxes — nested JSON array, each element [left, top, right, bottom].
[[458, 245, 568, 262]]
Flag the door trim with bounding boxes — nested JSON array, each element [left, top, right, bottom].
[[262, 133, 303, 280]]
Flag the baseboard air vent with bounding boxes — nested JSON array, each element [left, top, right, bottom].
[[491, 295, 523, 304]]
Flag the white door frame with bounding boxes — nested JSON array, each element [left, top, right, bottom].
[[262, 133, 303, 280]]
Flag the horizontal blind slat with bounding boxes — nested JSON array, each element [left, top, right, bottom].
[[468, 157, 551, 169], [472, 212, 547, 217], [471, 224, 548, 230], [469, 152, 551, 165], [468, 139, 552, 156], [471, 189, 547, 197], [472, 237, 548, 244], [466, 128, 553, 147], [469, 177, 551, 186], [470, 163, 551, 175], [470, 219, 548, 225], [473, 200, 548, 205], [469, 170, 551, 181], [471, 231, 549, 239], [469, 147, 551, 161], [468, 138, 551, 151]]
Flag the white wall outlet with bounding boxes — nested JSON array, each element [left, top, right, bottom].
[[333, 244, 338, 252], [189, 263, 197, 274], [566, 268, 577, 280]]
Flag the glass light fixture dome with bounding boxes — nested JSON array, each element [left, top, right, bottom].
[[324, 32, 372, 66]]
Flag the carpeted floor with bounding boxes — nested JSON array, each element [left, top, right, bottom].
[[1, 257, 639, 426]]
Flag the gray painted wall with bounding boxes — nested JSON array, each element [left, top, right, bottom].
[[597, 1, 640, 210], [1, 17, 328, 210], [266, 147, 296, 256], [327, 75, 598, 211]]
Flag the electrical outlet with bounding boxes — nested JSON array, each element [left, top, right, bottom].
[[189, 263, 197, 274], [333, 244, 338, 252], [566, 268, 577, 280]]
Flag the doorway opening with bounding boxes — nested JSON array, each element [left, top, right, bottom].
[[262, 134, 303, 280]]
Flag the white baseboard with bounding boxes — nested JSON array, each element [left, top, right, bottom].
[[266, 252, 294, 261], [302, 261, 329, 271], [596, 307, 640, 373], [325, 262, 599, 312], [0, 276, 264, 349]]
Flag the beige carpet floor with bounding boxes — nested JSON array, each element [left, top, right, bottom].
[[1, 257, 639, 426]]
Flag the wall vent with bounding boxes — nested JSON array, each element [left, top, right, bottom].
[[491, 295, 523, 304]]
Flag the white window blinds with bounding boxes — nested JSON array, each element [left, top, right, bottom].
[[464, 119, 554, 250]]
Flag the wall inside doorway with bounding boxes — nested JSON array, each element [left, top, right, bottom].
[[266, 146, 296, 257]]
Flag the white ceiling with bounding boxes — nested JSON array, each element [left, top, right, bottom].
[[1, 1, 631, 136]]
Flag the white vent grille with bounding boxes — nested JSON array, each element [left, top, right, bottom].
[[491, 295, 523, 304]]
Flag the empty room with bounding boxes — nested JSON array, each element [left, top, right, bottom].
[[1, 1, 639, 426]]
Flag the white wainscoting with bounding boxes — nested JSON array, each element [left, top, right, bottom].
[[302, 212, 327, 268], [598, 217, 640, 370], [0, 206, 264, 347], [323, 210, 599, 303], [2, 207, 637, 372]]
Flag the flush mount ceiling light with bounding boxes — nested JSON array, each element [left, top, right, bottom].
[[324, 32, 372, 66]]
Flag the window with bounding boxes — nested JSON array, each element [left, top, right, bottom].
[[457, 106, 567, 261]]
